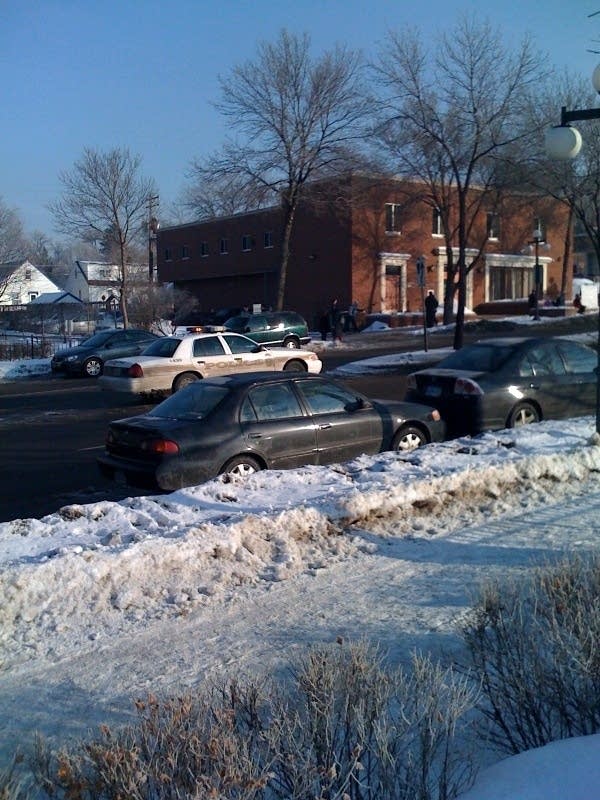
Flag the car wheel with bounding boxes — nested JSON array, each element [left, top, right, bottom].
[[508, 401, 540, 427], [221, 455, 262, 478], [283, 359, 308, 372], [173, 372, 200, 392], [392, 425, 427, 452], [84, 357, 103, 377], [283, 336, 300, 348]]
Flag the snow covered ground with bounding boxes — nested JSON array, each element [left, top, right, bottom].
[[2, 320, 600, 798]]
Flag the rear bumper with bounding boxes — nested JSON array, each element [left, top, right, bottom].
[[97, 453, 160, 489]]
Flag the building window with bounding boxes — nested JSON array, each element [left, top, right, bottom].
[[385, 203, 402, 234], [489, 265, 533, 301], [181, 245, 190, 259], [25, 267, 32, 280], [200, 241, 209, 257], [220, 238, 228, 255], [29, 292, 38, 302], [164, 248, 172, 261], [486, 212, 500, 239], [242, 234, 253, 252], [432, 208, 443, 237], [264, 231, 273, 248]]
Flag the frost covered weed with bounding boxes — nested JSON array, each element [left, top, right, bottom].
[[462, 553, 600, 755], [25, 641, 475, 800]]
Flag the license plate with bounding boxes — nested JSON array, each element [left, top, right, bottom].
[[425, 385, 442, 398]]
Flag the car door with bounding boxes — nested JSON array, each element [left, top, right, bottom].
[[519, 341, 572, 418], [239, 382, 318, 468], [101, 331, 141, 360], [222, 333, 273, 371], [556, 340, 598, 417], [191, 335, 236, 376], [294, 378, 381, 465]]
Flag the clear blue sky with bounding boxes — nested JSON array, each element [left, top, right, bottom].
[[1, 0, 600, 239]]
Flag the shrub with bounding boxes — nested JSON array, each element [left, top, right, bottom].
[[461, 553, 600, 755], [27, 641, 476, 800]]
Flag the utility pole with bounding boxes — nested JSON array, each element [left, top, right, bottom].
[[147, 194, 159, 282]]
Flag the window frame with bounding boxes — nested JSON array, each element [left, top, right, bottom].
[[385, 203, 403, 234]]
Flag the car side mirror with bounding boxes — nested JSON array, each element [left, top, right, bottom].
[[347, 397, 366, 412], [252, 345, 265, 353]]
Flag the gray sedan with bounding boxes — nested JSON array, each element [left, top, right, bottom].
[[405, 336, 598, 436], [98, 372, 444, 490]]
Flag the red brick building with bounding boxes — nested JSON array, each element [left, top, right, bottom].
[[157, 175, 571, 326]]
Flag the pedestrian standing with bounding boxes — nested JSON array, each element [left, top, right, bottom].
[[329, 299, 343, 344], [425, 290, 438, 328]]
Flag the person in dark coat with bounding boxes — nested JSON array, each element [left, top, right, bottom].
[[329, 299, 343, 344], [425, 290, 438, 328], [319, 310, 331, 341]]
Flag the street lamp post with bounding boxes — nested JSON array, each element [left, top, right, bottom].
[[545, 65, 600, 434], [528, 229, 544, 321]]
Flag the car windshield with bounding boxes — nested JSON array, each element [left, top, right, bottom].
[[149, 383, 230, 420], [437, 344, 515, 372], [141, 337, 182, 357], [80, 331, 113, 347]]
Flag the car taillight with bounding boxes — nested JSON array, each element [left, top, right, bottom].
[[454, 377, 483, 396], [141, 438, 180, 455], [127, 363, 144, 378]]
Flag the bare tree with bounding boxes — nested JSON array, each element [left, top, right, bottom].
[[0, 196, 27, 265], [373, 17, 546, 348], [49, 148, 157, 328], [188, 30, 369, 310]]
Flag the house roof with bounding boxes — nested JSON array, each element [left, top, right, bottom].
[[30, 291, 83, 305]]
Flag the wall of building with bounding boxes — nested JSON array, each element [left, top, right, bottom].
[[157, 176, 572, 325]]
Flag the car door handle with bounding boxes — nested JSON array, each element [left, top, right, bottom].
[[319, 423, 332, 429], [234, 357, 244, 361], [248, 433, 263, 438]]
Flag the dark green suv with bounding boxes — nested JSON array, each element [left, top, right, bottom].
[[224, 311, 310, 349]]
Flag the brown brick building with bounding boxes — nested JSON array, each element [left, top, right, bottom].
[[157, 175, 571, 326]]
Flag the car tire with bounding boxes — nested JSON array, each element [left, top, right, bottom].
[[221, 455, 262, 478], [84, 357, 103, 377], [392, 425, 427, 452], [283, 359, 308, 372], [283, 336, 300, 348], [172, 372, 200, 392], [507, 401, 540, 427]]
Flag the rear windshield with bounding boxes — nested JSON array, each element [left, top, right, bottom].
[[141, 337, 182, 357], [438, 344, 515, 372], [149, 383, 230, 420]]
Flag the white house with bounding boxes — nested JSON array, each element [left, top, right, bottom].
[[64, 260, 121, 304], [0, 260, 62, 306]]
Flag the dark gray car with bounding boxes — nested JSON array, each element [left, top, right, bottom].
[[97, 372, 445, 490], [51, 329, 161, 377], [405, 336, 598, 436]]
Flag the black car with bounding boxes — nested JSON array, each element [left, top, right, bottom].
[[405, 336, 598, 436], [97, 372, 444, 490], [224, 311, 310, 348], [51, 329, 161, 377]]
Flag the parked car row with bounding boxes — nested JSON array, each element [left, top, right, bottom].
[[50, 329, 598, 493]]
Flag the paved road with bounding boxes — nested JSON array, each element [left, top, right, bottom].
[[0, 348, 418, 523]]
